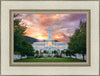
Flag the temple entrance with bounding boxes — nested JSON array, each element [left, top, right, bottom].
[[47, 48, 52, 54], [40, 49, 43, 54]]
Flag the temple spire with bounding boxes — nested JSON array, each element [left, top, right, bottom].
[[48, 26, 53, 40]]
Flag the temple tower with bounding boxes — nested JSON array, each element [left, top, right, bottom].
[[48, 26, 53, 40]]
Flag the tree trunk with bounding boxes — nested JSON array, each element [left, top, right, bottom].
[[70, 55, 71, 58], [82, 53, 84, 60], [75, 55, 77, 59], [20, 55, 22, 59]]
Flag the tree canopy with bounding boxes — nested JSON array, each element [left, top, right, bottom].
[[68, 20, 86, 60], [14, 19, 34, 56]]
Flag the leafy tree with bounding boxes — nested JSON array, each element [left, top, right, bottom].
[[14, 19, 34, 56], [66, 49, 71, 58], [66, 49, 76, 58], [61, 50, 66, 54], [21, 40, 34, 56], [61, 50, 66, 57], [43, 50, 47, 54], [36, 50, 39, 55], [54, 50, 58, 55], [14, 19, 25, 53], [68, 20, 86, 60]]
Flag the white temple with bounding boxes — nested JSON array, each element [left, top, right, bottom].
[[32, 27, 68, 55]]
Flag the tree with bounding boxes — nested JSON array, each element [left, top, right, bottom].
[[14, 19, 34, 56], [14, 19, 25, 53], [66, 49, 71, 58], [61, 50, 66, 54], [21, 40, 34, 56], [54, 50, 58, 55], [61, 50, 66, 56], [36, 50, 39, 56], [43, 50, 47, 54], [66, 49, 76, 58], [68, 20, 86, 60]]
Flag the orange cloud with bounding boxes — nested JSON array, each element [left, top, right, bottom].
[[60, 14, 68, 17], [53, 33, 64, 40], [51, 14, 59, 19]]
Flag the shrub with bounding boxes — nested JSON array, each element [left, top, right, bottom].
[[43, 50, 47, 54], [54, 55, 61, 58], [48, 55, 52, 57], [39, 55, 44, 58], [35, 55, 40, 58]]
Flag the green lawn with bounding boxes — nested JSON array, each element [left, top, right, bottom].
[[14, 58, 86, 62]]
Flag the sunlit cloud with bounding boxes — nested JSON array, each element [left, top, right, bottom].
[[14, 14, 86, 43]]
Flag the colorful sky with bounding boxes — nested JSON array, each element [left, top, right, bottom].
[[14, 14, 86, 43]]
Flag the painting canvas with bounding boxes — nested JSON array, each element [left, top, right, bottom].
[[14, 13, 87, 62]]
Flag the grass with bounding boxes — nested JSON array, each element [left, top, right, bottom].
[[14, 58, 86, 62]]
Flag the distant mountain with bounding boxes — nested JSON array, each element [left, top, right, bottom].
[[55, 40, 59, 42], [24, 36, 59, 44], [24, 36, 37, 44]]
